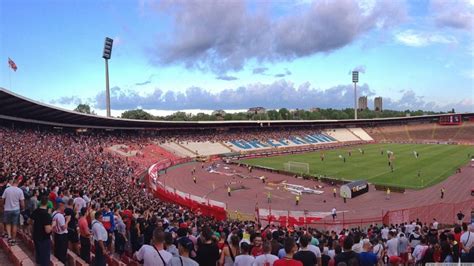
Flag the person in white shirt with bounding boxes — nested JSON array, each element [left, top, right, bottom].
[[461, 224, 474, 254], [135, 228, 172, 266], [372, 239, 384, 260], [92, 212, 108, 266], [331, 208, 337, 220], [351, 235, 363, 254], [381, 226, 389, 240], [234, 242, 255, 266], [307, 242, 322, 264], [52, 198, 68, 264], [432, 219, 439, 230], [170, 237, 198, 266], [73, 191, 87, 213], [386, 231, 399, 257], [253, 241, 278, 266], [1, 178, 24, 245], [412, 238, 428, 263]]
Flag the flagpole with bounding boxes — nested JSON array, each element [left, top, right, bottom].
[[9, 67, 11, 90]]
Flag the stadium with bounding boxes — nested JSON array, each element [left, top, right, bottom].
[[2, 0, 474, 265], [1, 87, 473, 265]]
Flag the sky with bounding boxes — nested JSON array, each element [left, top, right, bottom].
[[0, 0, 473, 116]]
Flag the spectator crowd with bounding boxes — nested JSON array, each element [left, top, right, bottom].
[[1, 126, 473, 265]]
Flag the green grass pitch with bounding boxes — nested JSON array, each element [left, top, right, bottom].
[[240, 144, 474, 189]]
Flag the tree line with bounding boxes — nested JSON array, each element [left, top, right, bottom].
[[74, 104, 448, 121]]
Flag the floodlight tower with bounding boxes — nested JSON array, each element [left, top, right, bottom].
[[103, 37, 114, 117], [352, 71, 359, 120]]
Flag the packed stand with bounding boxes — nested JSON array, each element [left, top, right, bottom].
[[1, 126, 473, 266]]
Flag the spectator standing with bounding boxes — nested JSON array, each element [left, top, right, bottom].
[[135, 228, 172, 266], [73, 190, 86, 213], [274, 237, 303, 266], [29, 195, 52, 266], [234, 242, 255, 266], [170, 237, 198, 266], [398, 233, 409, 263], [52, 198, 68, 264], [359, 239, 377, 266], [293, 234, 317, 266], [457, 211, 465, 225], [92, 211, 108, 266], [115, 213, 127, 256], [2, 178, 25, 246], [195, 227, 220, 265], [219, 234, 240, 266], [78, 207, 91, 263], [460, 224, 474, 262], [251, 235, 264, 257], [334, 237, 360, 265], [254, 241, 279, 266], [64, 198, 79, 254], [101, 203, 115, 250]]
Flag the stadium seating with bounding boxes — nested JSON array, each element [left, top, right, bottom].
[[160, 141, 197, 157], [365, 122, 474, 143], [179, 141, 233, 156], [324, 128, 360, 142], [347, 128, 374, 141]]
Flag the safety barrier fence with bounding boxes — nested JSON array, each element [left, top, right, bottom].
[[146, 158, 227, 221], [256, 199, 472, 231]]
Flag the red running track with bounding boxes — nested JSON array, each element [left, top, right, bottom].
[[162, 161, 474, 225]]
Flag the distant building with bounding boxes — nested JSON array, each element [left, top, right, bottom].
[[374, 97, 383, 112], [247, 107, 266, 115], [309, 107, 320, 112], [358, 96, 368, 111]]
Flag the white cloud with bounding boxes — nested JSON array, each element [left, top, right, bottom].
[[394, 30, 457, 47]]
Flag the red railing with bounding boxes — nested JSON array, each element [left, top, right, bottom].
[[383, 199, 473, 226], [257, 200, 472, 231], [146, 158, 227, 221]]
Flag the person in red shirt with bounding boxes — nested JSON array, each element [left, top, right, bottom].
[[122, 206, 133, 231], [78, 207, 91, 264], [251, 235, 264, 257], [274, 237, 303, 266]]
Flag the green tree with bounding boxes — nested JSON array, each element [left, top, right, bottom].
[[121, 109, 154, 120], [278, 108, 290, 120], [267, 110, 281, 120], [74, 104, 95, 114]]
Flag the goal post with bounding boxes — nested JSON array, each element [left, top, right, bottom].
[[283, 161, 310, 174]]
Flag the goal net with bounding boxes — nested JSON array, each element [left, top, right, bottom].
[[283, 161, 310, 174]]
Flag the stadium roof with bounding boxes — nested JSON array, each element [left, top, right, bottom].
[[1, 87, 472, 130]]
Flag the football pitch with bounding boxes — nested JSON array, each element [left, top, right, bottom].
[[240, 144, 474, 189]]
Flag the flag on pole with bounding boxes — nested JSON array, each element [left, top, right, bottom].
[[8, 58, 17, 71]]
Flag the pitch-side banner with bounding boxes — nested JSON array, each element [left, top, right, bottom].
[[258, 208, 331, 226]]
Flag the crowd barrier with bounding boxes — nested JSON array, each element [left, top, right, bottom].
[[258, 199, 472, 231], [383, 199, 473, 226], [257, 208, 384, 232], [146, 158, 227, 221]]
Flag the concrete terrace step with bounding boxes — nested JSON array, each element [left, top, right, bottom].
[[0, 237, 35, 266], [0, 244, 12, 266]]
